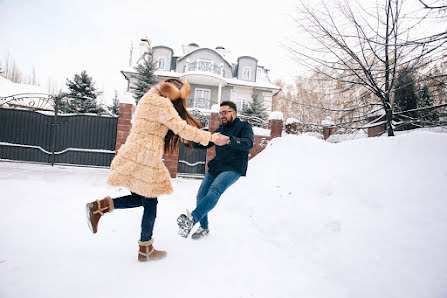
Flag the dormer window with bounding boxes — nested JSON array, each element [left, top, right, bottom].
[[243, 66, 251, 80], [158, 57, 166, 70]]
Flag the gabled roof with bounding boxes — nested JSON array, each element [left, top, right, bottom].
[[177, 48, 233, 69]]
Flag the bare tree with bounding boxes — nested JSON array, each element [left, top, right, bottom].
[[0, 61, 5, 78], [286, 0, 446, 136], [419, 0, 447, 9]]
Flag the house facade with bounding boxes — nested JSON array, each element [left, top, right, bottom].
[[121, 41, 281, 116]]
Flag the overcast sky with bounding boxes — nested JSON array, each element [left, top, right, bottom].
[[0, 0, 299, 102], [0, 0, 436, 104]]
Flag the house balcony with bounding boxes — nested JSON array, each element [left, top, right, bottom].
[[185, 61, 223, 75], [181, 61, 227, 87]]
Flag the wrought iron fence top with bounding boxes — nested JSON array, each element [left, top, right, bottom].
[[189, 109, 210, 128], [238, 114, 269, 129], [0, 93, 54, 111]]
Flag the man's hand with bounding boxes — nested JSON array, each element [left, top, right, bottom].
[[212, 133, 230, 146]]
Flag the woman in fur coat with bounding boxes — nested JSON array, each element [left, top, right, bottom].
[[86, 78, 222, 262]]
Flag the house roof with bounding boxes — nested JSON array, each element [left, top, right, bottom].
[[152, 45, 174, 53], [177, 48, 233, 69], [237, 56, 258, 63]]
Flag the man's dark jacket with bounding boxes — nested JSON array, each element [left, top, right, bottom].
[[207, 117, 254, 177]]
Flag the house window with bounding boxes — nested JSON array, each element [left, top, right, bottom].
[[234, 93, 250, 111], [158, 57, 166, 70], [243, 66, 251, 80], [194, 88, 211, 109]]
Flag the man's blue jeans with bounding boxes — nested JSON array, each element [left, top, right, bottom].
[[191, 171, 240, 229], [113, 192, 157, 242]]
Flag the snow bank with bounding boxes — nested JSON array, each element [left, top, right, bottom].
[[1, 131, 446, 298]]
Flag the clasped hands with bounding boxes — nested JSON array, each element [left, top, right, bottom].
[[211, 133, 230, 146]]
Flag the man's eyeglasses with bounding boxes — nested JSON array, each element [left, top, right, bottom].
[[219, 110, 234, 116]]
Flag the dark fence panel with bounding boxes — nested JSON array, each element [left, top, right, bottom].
[[0, 109, 53, 163], [0, 108, 118, 167], [177, 142, 207, 176], [51, 114, 117, 166]]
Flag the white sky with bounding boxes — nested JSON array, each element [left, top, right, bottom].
[[0, 0, 437, 104], [0, 0, 299, 103]]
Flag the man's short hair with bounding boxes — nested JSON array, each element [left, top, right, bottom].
[[220, 101, 237, 112]]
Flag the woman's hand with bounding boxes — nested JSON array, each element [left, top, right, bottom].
[[211, 133, 230, 146]]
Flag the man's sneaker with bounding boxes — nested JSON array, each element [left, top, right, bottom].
[[191, 227, 209, 240], [177, 212, 194, 238]]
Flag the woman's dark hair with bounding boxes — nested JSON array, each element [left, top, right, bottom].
[[163, 79, 202, 153]]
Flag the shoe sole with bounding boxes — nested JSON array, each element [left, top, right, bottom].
[[191, 231, 209, 240], [86, 203, 94, 233], [177, 215, 192, 238]]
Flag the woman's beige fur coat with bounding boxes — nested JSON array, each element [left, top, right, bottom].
[[106, 84, 214, 198]]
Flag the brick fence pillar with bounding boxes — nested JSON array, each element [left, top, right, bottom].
[[367, 116, 387, 137], [323, 126, 336, 140], [206, 112, 220, 170], [115, 103, 135, 153], [269, 119, 283, 138], [163, 149, 179, 178]]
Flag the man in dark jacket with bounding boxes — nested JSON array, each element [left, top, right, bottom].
[[177, 100, 254, 239]]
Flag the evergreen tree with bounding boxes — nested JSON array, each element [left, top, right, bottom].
[[133, 52, 157, 104], [418, 85, 439, 124], [60, 70, 104, 114], [242, 93, 268, 120], [112, 90, 119, 116], [394, 70, 418, 130]]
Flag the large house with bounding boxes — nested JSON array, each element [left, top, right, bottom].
[[121, 40, 281, 115]]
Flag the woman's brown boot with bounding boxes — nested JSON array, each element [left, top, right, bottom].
[[86, 196, 114, 233], [138, 239, 167, 262]]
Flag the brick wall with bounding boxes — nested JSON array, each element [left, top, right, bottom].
[[115, 108, 284, 178], [368, 124, 387, 137], [115, 103, 135, 153], [207, 112, 283, 161], [163, 149, 179, 178], [249, 135, 272, 160], [323, 127, 337, 140]]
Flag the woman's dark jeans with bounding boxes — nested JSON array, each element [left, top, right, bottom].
[[112, 192, 158, 242]]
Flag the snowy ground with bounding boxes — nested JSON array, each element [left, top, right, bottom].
[[1, 131, 447, 298]]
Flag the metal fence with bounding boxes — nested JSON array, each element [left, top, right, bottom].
[[0, 107, 118, 167]]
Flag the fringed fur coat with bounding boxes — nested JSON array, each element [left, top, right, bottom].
[[106, 83, 214, 198]]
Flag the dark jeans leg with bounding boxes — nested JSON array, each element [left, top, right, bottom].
[[112, 192, 158, 242], [195, 173, 215, 229], [113, 192, 144, 209], [192, 171, 240, 229], [140, 197, 158, 242]]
